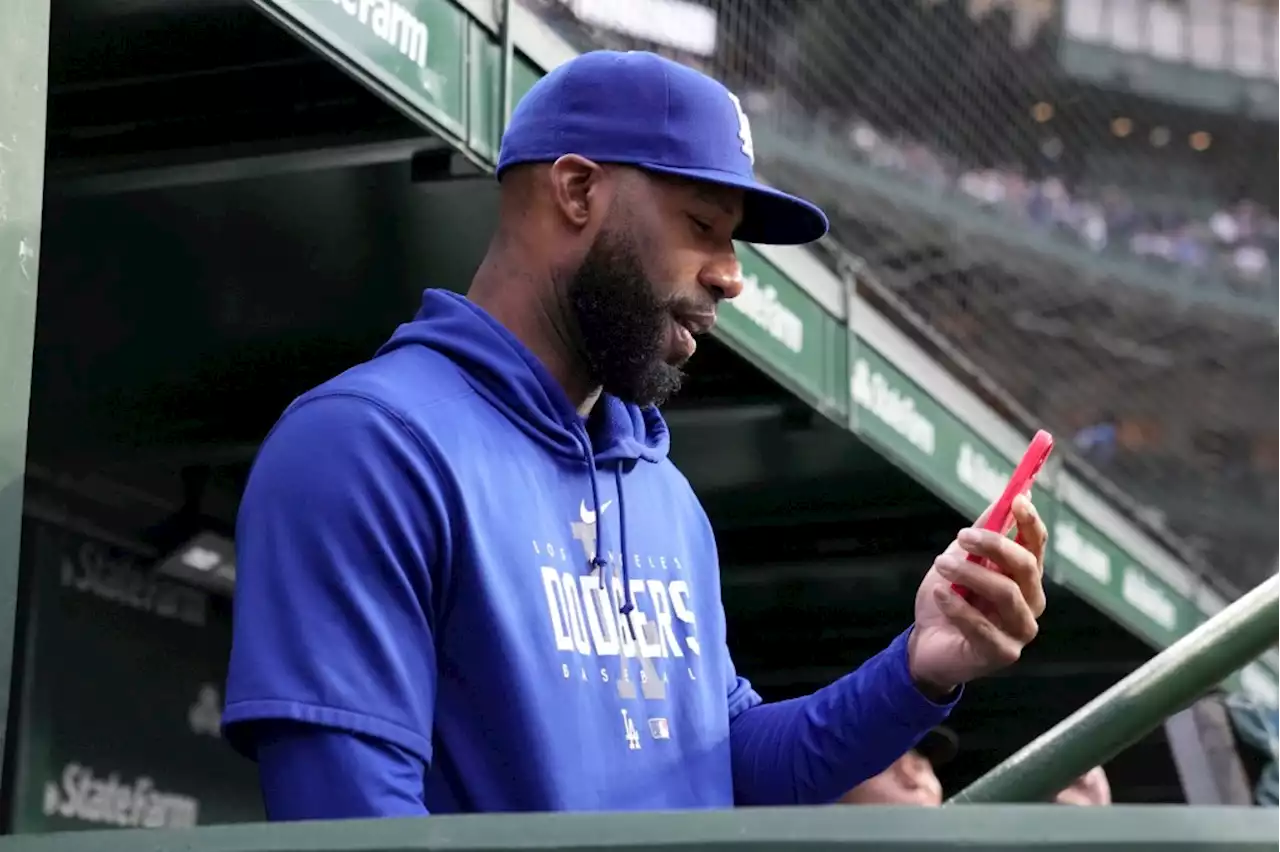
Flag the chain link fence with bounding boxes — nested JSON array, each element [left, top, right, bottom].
[[522, 0, 1279, 594]]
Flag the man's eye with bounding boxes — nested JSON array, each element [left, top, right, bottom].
[[688, 215, 712, 234]]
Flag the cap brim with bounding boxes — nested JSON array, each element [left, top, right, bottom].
[[637, 162, 829, 246], [914, 725, 959, 767]]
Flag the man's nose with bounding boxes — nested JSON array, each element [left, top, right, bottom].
[[699, 257, 744, 302]]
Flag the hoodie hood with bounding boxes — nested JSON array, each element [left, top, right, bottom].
[[376, 289, 670, 465], [376, 289, 669, 612]]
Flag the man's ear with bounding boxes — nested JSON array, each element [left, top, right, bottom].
[[548, 155, 607, 229]]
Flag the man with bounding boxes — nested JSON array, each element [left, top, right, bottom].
[[222, 50, 1049, 819], [838, 727, 1110, 807]]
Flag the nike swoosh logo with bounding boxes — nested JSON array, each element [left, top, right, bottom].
[[579, 499, 613, 526]]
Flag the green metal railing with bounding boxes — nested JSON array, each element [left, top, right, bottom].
[[0, 804, 1274, 852], [951, 573, 1280, 805]]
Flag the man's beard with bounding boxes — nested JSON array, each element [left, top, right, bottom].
[[564, 229, 687, 407]]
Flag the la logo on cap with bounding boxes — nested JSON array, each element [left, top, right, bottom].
[[727, 92, 755, 165]]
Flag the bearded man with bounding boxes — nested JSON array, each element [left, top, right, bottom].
[[223, 50, 1049, 820]]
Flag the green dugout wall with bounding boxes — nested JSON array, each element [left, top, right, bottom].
[[0, 0, 52, 806], [0, 0, 1277, 847]]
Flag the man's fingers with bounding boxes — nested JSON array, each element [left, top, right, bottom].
[[957, 527, 1046, 618], [931, 584, 1024, 667], [969, 496, 1017, 536], [935, 553, 1040, 642], [1011, 495, 1048, 564], [958, 494, 1042, 555]]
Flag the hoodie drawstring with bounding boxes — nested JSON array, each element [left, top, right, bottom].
[[585, 456, 609, 583], [577, 431, 634, 616], [614, 467, 633, 615]]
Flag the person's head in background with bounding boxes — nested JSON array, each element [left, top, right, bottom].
[[1053, 765, 1111, 806], [837, 726, 956, 806], [838, 726, 1112, 806]]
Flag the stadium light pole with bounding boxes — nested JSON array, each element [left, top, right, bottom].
[[949, 572, 1280, 805]]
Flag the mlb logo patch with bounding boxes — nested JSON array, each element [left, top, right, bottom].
[[649, 718, 670, 740]]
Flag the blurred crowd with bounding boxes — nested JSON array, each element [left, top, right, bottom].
[[528, 0, 1278, 297], [831, 115, 1278, 295]]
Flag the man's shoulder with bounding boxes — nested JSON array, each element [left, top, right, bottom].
[[327, 346, 475, 408], [246, 351, 477, 507], [249, 349, 488, 480], [289, 346, 478, 432]]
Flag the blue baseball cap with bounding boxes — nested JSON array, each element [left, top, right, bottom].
[[496, 50, 829, 246]]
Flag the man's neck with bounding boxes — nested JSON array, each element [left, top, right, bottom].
[[468, 251, 600, 415]]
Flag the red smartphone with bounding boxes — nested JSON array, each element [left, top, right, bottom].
[[951, 429, 1054, 601]]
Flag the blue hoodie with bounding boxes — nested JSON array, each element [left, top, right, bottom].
[[223, 289, 957, 817]]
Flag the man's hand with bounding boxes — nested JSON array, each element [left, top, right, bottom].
[[908, 495, 1048, 695], [1054, 766, 1111, 806]]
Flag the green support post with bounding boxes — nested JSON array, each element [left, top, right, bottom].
[[0, 0, 52, 783], [498, 0, 515, 135], [950, 573, 1280, 805]]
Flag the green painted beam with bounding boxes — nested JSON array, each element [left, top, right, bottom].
[[951, 573, 1280, 805], [0, 806, 1275, 852], [0, 0, 52, 782]]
